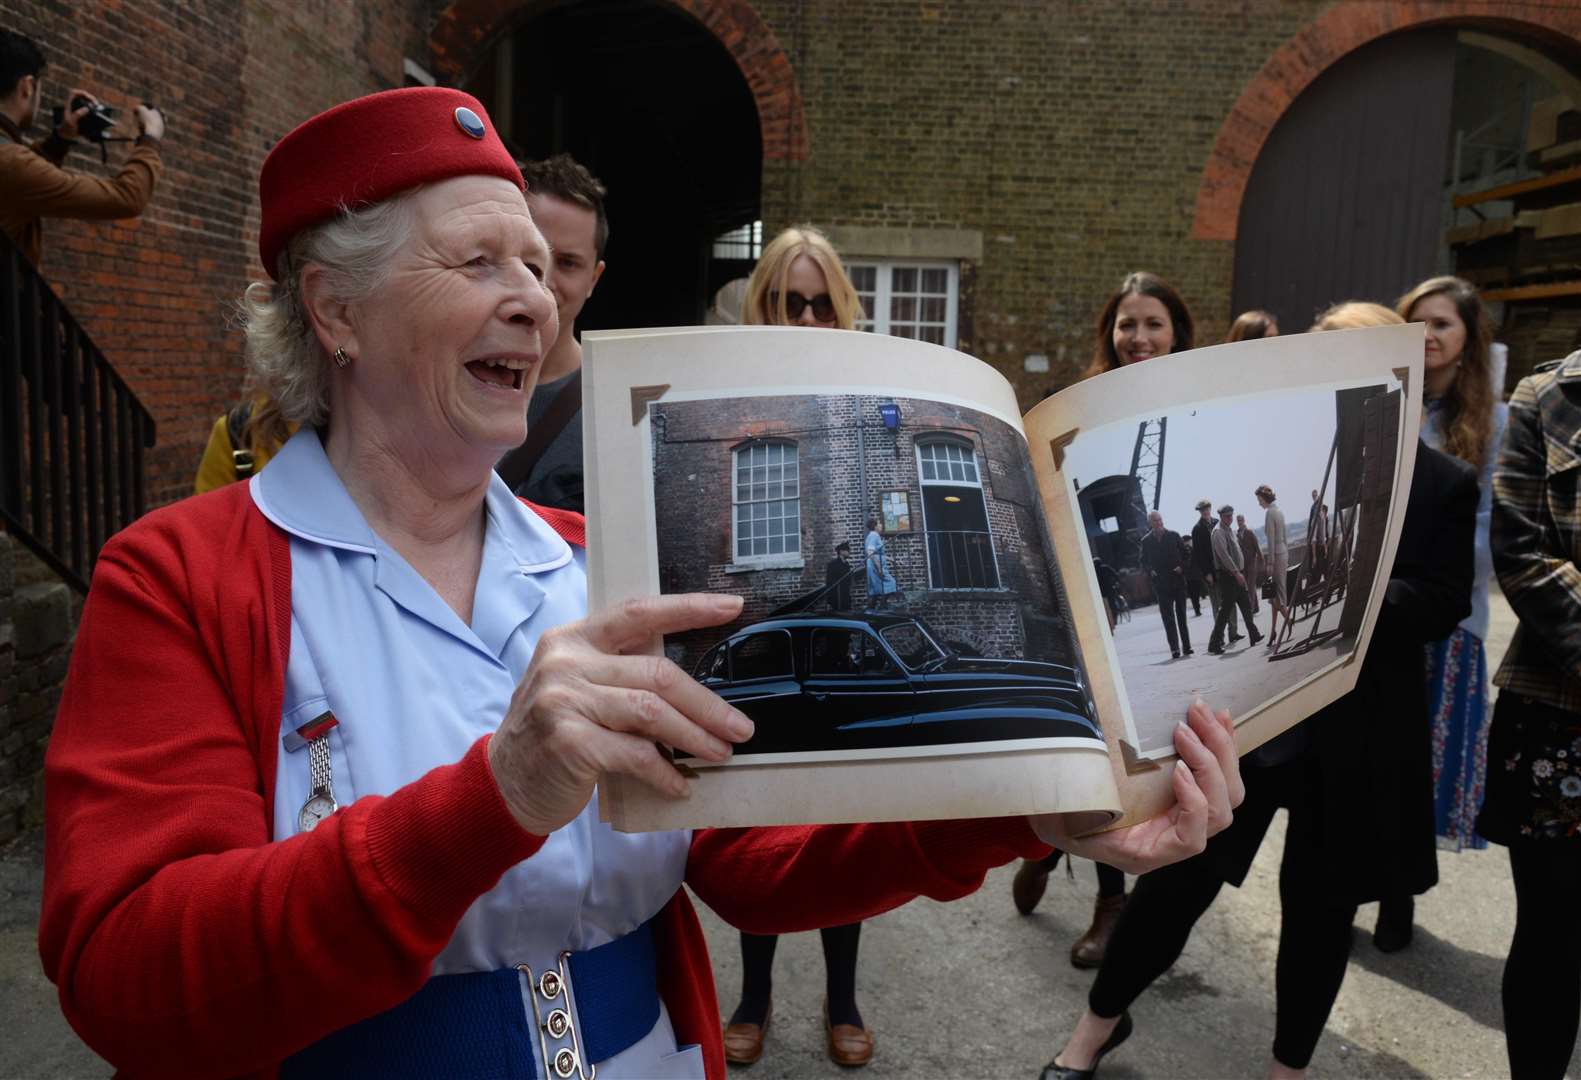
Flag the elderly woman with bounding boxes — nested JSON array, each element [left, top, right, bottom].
[[39, 88, 1241, 1080]]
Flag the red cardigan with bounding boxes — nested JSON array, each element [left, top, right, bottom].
[[39, 481, 1046, 1079]]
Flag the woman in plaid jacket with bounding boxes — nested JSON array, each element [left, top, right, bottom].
[[1481, 350, 1581, 1079]]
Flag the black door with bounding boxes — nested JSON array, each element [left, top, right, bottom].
[[1232, 30, 1457, 331]]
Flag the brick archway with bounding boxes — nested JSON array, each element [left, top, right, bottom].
[[429, 0, 807, 161], [1192, 2, 1581, 241]]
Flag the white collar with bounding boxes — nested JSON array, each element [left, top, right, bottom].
[[251, 428, 573, 575]]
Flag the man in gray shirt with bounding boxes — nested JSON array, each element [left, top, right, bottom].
[[499, 154, 608, 512], [1208, 504, 1262, 654]]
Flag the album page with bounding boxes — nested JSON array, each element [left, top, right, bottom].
[[582, 326, 1120, 832]]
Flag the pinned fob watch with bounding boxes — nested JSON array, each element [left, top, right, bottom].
[[293, 711, 340, 833]]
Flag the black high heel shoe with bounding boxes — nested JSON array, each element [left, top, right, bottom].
[[1038, 1012, 1133, 1080]]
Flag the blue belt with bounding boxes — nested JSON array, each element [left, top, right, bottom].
[[281, 921, 660, 1079]]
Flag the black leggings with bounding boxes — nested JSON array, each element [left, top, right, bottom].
[[733, 924, 863, 1027], [1504, 840, 1581, 1079], [1086, 770, 1355, 1069], [1039, 851, 1126, 898]]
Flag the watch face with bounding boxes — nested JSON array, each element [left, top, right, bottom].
[[298, 794, 338, 832]]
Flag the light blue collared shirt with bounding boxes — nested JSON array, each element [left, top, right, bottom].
[[252, 430, 698, 1077]]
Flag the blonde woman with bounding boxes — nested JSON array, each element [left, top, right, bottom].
[[725, 225, 876, 1069], [1309, 300, 1401, 331], [740, 225, 862, 331], [1043, 299, 1474, 1080]]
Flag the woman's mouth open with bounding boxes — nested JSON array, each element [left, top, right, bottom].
[[465, 356, 531, 391]]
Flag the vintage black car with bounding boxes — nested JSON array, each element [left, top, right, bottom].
[[690, 611, 1101, 757]]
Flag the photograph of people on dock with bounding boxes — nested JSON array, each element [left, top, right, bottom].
[[1065, 380, 1405, 756]]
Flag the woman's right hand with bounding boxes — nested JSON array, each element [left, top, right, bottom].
[[487, 593, 754, 836]]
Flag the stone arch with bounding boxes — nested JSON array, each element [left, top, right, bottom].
[[1191, 2, 1581, 241], [429, 0, 807, 161]]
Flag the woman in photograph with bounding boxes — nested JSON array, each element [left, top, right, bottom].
[[1225, 309, 1278, 343], [1083, 271, 1196, 377], [727, 224, 876, 1068], [1255, 485, 1292, 647], [38, 89, 1247, 1080], [863, 515, 902, 611], [1480, 350, 1581, 1080], [1374, 276, 1507, 950], [1018, 272, 1203, 971]]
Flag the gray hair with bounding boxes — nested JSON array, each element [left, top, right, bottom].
[[239, 190, 421, 426]]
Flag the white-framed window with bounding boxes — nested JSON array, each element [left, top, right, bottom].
[[713, 220, 763, 261], [916, 437, 1000, 589], [732, 440, 800, 564], [847, 261, 959, 347]]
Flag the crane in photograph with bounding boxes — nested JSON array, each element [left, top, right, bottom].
[[1129, 418, 1167, 510]]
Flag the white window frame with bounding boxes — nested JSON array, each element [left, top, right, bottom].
[[730, 440, 803, 570], [847, 260, 960, 348], [915, 437, 1002, 591]]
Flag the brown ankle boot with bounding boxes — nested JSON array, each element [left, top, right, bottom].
[[1069, 893, 1126, 969], [1012, 858, 1051, 915]]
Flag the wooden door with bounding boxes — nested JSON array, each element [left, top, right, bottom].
[[1232, 30, 1457, 331]]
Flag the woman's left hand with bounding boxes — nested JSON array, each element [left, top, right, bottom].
[[1032, 699, 1243, 875]]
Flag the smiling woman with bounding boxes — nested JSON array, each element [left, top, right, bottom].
[[1083, 271, 1197, 378], [37, 87, 1245, 1080]]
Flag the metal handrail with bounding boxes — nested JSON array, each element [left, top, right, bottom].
[[924, 528, 1000, 590], [1, 233, 156, 593]]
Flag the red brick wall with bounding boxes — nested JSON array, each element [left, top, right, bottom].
[[1, 0, 434, 507]]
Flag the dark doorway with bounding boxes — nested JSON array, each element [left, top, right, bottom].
[[1232, 30, 1458, 331], [467, 0, 762, 331]]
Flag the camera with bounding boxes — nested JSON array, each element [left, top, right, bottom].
[[51, 95, 117, 142]]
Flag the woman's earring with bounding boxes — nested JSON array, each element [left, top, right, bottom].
[[333, 346, 351, 369]]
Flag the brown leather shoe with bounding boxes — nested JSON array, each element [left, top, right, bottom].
[[722, 1001, 770, 1066], [824, 999, 874, 1067], [1069, 892, 1127, 969], [1012, 858, 1051, 915]]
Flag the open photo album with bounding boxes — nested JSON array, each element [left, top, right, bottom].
[[582, 323, 1424, 832]]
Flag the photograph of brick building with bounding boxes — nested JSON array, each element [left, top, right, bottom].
[[651, 393, 1078, 666], [650, 390, 1099, 758]]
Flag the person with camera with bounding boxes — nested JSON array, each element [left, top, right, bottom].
[[0, 29, 164, 268]]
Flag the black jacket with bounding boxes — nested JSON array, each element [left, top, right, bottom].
[[1190, 516, 1217, 578], [825, 557, 854, 611], [1140, 528, 1188, 593], [1311, 440, 1477, 902], [1205, 442, 1476, 901]]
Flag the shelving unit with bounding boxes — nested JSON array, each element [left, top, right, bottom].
[[1450, 95, 1581, 388]]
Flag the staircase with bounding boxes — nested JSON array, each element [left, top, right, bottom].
[[0, 231, 157, 842]]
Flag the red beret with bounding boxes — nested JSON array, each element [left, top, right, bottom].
[[258, 87, 522, 279]]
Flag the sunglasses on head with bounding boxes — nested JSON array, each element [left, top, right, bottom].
[[771, 290, 836, 322]]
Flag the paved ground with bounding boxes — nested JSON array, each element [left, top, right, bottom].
[[1114, 593, 1352, 756], [0, 588, 1568, 1079]]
